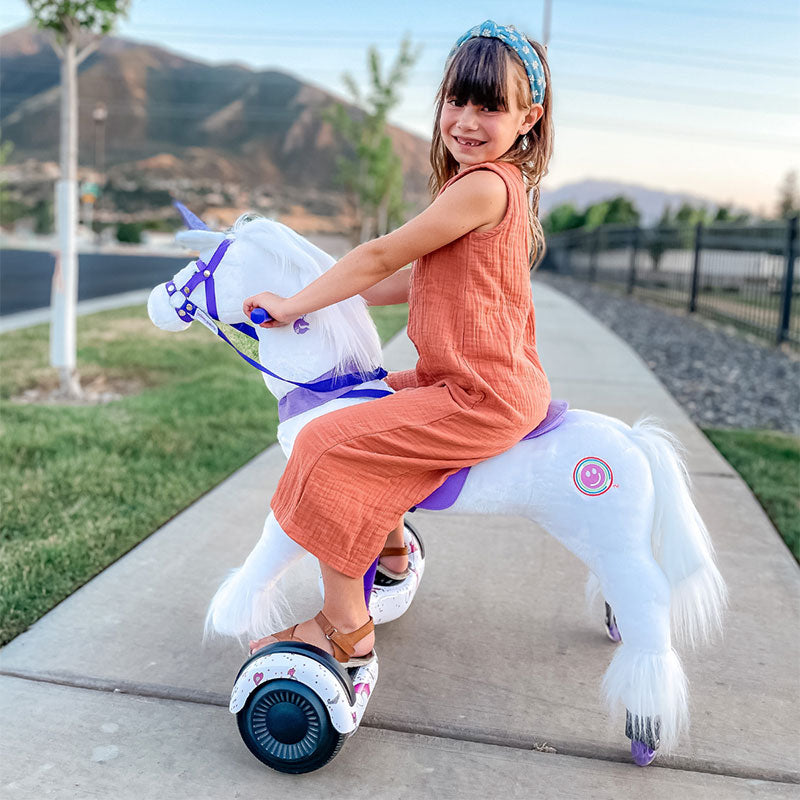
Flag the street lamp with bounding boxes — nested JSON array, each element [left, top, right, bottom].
[[92, 102, 107, 241], [92, 102, 107, 173]]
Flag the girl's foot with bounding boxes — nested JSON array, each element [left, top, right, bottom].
[[379, 520, 408, 575], [248, 611, 375, 662]]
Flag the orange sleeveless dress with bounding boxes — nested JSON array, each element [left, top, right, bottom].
[[270, 161, 551, 578]]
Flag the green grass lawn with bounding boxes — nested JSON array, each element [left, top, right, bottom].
[[0, 303, 409, 646], [703, 428, 800, 560]]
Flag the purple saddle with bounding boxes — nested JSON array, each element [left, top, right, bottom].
[[411, 399, 569, 512]]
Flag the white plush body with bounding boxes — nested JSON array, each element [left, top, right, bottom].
[[147, 215, 726, 753]]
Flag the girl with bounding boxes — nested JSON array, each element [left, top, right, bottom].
[[244, 21, 553, 665]]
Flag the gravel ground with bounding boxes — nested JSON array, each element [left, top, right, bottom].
[[536, 272, 800, 434]]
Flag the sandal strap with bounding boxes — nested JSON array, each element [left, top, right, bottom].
[[314, 611, 374, 661], [379, 545, 409, 558], [269, 623, 300, 643]]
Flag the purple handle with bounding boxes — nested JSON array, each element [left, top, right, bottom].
[[250, 307, 272, 324]]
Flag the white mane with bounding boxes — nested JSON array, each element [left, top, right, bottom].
[[229, 215, 384, 380]]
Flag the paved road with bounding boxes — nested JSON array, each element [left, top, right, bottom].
[[0, 249, 189, 315], [0, 235, 352, 319]]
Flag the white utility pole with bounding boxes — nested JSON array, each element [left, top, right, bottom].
[[50, 31, 81, 396], [30, 1, 128, 400], [48, 21, 100, 398], [542, 0, 552, 48]]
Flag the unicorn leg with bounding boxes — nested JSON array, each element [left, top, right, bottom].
[[204, 511, 307, 640], [597, 552, 688, 761]]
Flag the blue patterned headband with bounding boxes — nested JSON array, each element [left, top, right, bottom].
[[447, 20, 546, 106]]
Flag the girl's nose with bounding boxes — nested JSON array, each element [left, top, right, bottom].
[[456, 106, 479, 130]]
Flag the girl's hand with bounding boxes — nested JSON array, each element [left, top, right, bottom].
[[242, 291, 294, 328]]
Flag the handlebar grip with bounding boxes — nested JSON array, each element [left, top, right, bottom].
[[250, 307, 272, 324]]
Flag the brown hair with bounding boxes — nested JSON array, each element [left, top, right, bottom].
[[429, 35, 554, 269]]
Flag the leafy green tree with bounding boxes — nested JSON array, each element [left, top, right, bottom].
[[0, 132, 23, 227], [27, 0, 130, 398], [116, 221, 143, 243], [326, 37, 421, 245], [646, 206, 674, 272], [33, 198, 54, 234], [603, 195, 640, 225], [776, 170, 799, 220], [542, 202, 585, 235], [712, 205, 750, 224]]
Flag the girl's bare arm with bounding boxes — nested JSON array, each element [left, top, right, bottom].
[[360, 268, 411, 306], [245, 169, 506, 325]]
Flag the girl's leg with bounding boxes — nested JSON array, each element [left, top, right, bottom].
[[248, 559, 374, 657], [380, 515, 408, 574]]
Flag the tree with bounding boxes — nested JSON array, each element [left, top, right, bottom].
[[326, 38, 421, 245], [776, 170, 799, 220], [646, 206, 675, 273], [27, 0, 129, 398], [0, 131, 18, 227], [542, 202, 585, 235]]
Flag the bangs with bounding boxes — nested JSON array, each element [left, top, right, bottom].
[[442, 37, 511, 111]]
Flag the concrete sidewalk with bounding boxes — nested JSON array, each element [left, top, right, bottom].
[[1, 282, 798, 798]]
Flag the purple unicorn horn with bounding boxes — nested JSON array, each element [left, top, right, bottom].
[[172, 200, 210, 231]]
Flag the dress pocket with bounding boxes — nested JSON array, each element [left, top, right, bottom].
[[444, 381, 484, 411]]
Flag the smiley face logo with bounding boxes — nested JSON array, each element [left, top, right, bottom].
[[293, 316, 310, 334], [573, 457, 613, 496]]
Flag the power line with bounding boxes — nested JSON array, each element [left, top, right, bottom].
[[557, 0, 800, 24], [100, 24, 800, 71], [553, 31, 800, 69], [3, 62, 798, 115]]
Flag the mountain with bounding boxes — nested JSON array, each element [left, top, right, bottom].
[[0, 25, 432, 212]]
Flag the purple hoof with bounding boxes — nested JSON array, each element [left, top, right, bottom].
[[631, 740, 657, 766], [606, 620, 621, 642], [604, 603, 622, 642]]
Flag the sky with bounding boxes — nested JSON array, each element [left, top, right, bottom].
[[2, 0, 798, 216]]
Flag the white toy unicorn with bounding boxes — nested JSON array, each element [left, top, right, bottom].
[[147, 207, 726, 766]]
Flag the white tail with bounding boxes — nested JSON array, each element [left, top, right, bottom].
[[627, 417, 728, 647]]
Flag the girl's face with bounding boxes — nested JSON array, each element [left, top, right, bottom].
[[439, 58, 543, 170]]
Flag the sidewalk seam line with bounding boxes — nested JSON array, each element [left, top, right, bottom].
[[2, 669, 797, 786]]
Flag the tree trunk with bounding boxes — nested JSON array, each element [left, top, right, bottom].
[[50, 35, 82, 399], [359, 213, 372, 245], [376, 194, 390, 237]]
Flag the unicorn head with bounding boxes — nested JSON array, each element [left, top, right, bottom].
[[147, 208, 384, 394]]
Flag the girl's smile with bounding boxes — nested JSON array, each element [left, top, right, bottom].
[[453, 135, 486, 148]]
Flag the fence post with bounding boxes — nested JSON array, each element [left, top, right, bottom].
[[688, 221, 704, 313], [589, 228, 600, 283], [627, 226, 639, 295], [778, 214, 798, 345]]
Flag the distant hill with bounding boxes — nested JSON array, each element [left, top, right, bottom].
[[0, 25, 431, 204], [1, 25, 746, 229]]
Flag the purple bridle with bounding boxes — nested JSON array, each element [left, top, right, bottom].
[[167, 204, 391, 420]]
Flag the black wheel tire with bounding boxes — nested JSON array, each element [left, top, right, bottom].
[[236, 679, 347, 774]]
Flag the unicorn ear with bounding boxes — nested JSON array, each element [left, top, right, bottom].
[[176, 230, 227, 252]]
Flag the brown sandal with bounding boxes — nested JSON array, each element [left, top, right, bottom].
[[251, 611, 376, 668], [376, 545, 410, 581]]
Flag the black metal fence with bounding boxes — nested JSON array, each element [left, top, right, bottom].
[[542, 216, 799, 348]]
